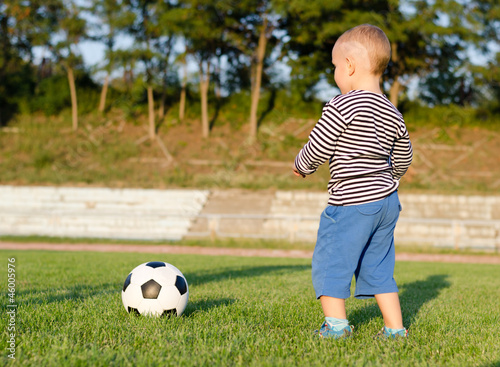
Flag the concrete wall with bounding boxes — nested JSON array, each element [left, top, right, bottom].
[[0, 186, 209, 240], [1, 186, 499, 250], [262, 191, 500, 250]]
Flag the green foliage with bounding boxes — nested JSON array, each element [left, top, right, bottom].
[[2, 249, 500, 366], [21, 70, 102, 116], [30, 75, 71, 116], [402, 102, 499, 131], [2, 0, 499, 124], [74, 73, 101, 114], [283, 0, 499, 108], [0, 61, 36, 125]]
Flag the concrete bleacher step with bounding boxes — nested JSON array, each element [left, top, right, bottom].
[[0, 186, 209, 240], [1, 186, 499, 249], [0, 213, 192, 240], [269, 191, 328, 217], [0, 186, 207, 212], [188, 189, 275, 237]]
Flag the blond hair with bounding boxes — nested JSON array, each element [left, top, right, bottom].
[[337, 24, 391, 75]]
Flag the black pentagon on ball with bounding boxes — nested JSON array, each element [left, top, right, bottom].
[[146, 261, 166, 268], [141, 279, 162, 299], [128, 307, 141, 316], [175, 275, 188, 295], [123, 273, 132, 292], [161, 309, 177, 318]]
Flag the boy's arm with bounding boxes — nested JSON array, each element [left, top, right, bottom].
[[294, 103, 348, 177], [391, 127, 413, 180]]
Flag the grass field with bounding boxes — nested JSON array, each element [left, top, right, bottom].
[[1, 249, 500, 366]]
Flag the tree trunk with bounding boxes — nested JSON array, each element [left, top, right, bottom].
[[389, 42, 400, 108], [147, 86, 155, 140], [179, 59, 187, 121], [158, 88, 165, 120], [249, 17, 268, 142], [200, 61, 210, 138], [179, 86, 186, 121], [67, 66, 78, 131], [389, 78, 401, 108], [98, 74, 109, 113], [215, 55, 222, 99]]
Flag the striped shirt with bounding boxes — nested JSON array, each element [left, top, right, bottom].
[[294, 90, 413, 206]]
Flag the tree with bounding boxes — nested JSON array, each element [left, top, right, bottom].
[[51, 0, 87, 130], [90, 0, 128, 113], [122, 0, 158, 140], [418, 43, 473, 106], [0, 2, 32, 124], [10, 0, 87, 129], [224, 0, 286, 141], [1, 0, 64, 61], [284, 0, 495, 108], [472, 51, 500, 113], [180, 0, 285, 139], [122, 0, 178, 140], [0, 0, 64, 123], [177, 51, 188, 121], [156, 1, 179, 121], [283, 0, 344, 100], [417, 0, 500, 106], [181, 0, 228, 138], [382, 0, 454, 107]]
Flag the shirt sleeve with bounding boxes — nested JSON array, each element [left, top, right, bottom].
[[391, 123, 413, 180], [294, 102, 348, 176]]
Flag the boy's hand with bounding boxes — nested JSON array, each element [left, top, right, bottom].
[[293, 165, 306, 178]]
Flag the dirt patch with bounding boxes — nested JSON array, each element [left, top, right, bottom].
[[1, 242, 499, 264]]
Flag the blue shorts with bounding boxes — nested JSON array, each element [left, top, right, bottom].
[[312, 191, 401, 300]]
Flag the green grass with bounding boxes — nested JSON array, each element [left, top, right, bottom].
[[1, 250, 499, 366]]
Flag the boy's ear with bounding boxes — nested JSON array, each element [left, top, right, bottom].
[[346, 57, 355, 76]]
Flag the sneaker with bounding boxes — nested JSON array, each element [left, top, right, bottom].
[[315, 321, 353, 339], [374, 326, 408, 340]]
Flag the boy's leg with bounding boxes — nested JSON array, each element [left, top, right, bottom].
[[320, 296, 346, 319], [354, 192, 401, 300], [374, 292, 403, 329], [316, 296, 352, 339], [312, 203, 381, 339], [313, 205, 376, 300], [353, 192, 407, 337]]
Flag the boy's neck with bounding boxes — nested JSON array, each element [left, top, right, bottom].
[[350, 76, 383, 94]]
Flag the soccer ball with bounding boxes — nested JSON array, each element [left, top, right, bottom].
[[121, 261, 189, 317]]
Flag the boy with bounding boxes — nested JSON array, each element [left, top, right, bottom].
[[293, 24, 413, 339]]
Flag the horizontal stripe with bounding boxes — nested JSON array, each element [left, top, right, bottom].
[[295, 90, 413, 206]]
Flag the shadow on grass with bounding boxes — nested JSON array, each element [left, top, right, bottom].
[[184, 298, 236, 317], [10, 264, 307, 310], [349, 274, 451, 329], [9, 265, 309, 312], [480, 362, 500, 367], [181, 264, 308, 317], [184, 264, 309, 287], [10, 283, 118, 306]]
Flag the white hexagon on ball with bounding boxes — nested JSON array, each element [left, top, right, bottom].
[[122, 261, 189, 317]]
